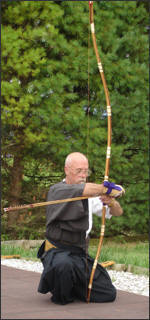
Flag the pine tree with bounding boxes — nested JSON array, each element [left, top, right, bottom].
[[2, 1, 149, 236]]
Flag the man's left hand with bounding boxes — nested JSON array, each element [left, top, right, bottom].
[[100, 195, 115, 207]]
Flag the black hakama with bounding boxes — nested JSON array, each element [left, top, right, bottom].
[[37, 242, 116, 305]]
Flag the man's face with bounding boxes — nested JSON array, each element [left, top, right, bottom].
[[65, 158, 89, 184]]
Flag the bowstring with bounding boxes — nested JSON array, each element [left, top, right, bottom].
[[86, 10, 91, 160], [85, 8, 91, 301]]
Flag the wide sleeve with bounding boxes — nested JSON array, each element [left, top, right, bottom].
[[46, 182, 86, 224], [89, 197, 112, 219]]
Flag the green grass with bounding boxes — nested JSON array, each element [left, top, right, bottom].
[[1, 240, 149, 271], [89, 240, 149, 269], [1, 245, 39, 261]]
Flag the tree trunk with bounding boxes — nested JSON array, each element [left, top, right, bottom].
[[7, 154, 24, 228]]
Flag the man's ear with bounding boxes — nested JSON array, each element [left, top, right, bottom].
[[64, 166, 68, 175]]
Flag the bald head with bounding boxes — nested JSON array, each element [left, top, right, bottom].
[[65, 152, 88, 167], [64, 152, 89, 184]]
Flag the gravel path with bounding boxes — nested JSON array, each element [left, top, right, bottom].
[[1, 258, 149, 297]]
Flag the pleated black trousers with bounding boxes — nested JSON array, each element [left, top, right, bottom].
[[38, 246, 116, 305]]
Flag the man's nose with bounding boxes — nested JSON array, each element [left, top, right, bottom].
[[80, 171, 87, 177]]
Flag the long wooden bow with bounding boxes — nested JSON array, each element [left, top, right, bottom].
[[87, 1, 112, 303]]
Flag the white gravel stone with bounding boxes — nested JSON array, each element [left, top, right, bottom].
[[108, 269, 149, 297], [1, 259, 43, 273], [1, 259, 149, 297]]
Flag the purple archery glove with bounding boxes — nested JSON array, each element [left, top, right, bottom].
[[103, 181, 125, 198]]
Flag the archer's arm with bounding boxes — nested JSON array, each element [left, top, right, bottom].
[[83, 182, 125, 199]]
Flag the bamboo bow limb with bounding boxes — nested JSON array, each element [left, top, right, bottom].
[[87, 1, 112, 303]]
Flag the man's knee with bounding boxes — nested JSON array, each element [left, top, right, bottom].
[[90, 285, 117, 303], [108, 285, 117, 302]]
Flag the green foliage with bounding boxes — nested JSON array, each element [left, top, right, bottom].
[[1, 1, 149, 238], [89, 240, 149, 269], [1, 244, 39, 260], [2, 240, 149, 271]]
